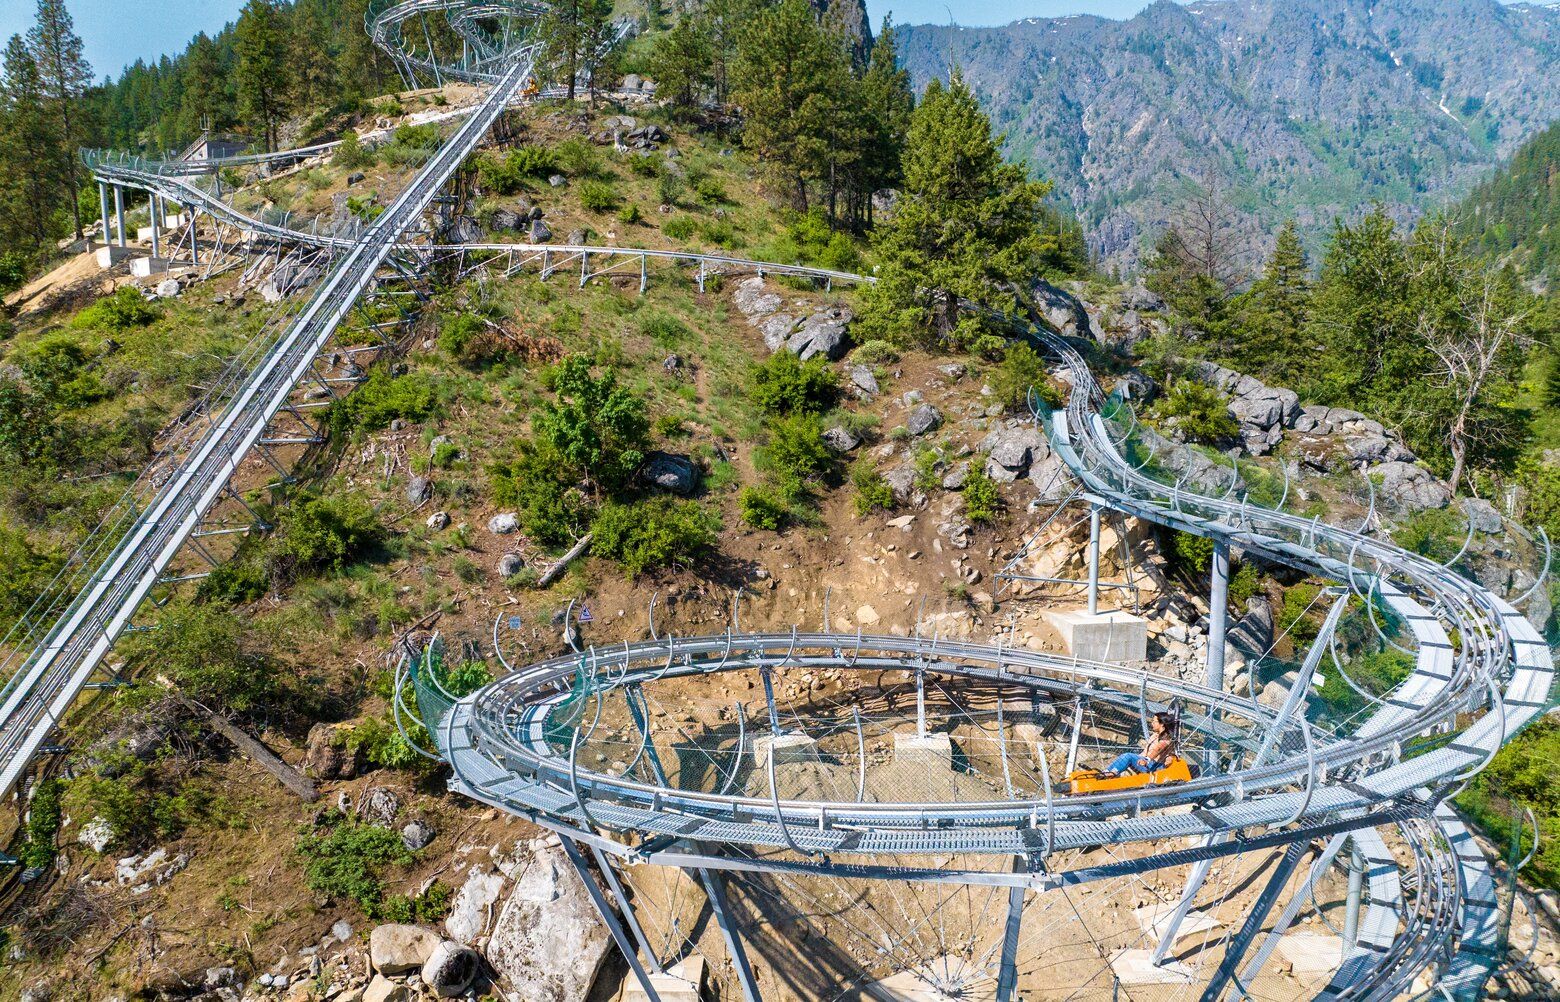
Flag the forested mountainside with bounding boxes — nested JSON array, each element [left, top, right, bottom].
[[896, 0, 1560, 270], [1459, 120, 1560, 287]]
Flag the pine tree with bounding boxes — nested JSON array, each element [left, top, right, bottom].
[[858, 72, 1051, 353], [26, 0, 91, 241], [235, 0, 291, 152], [1228, 220, 1312, 377], [647, 5, 713, 113], [177, 33, 226, 141], [856, 17, 912, 223], [337, 0, 389, 102], [0, 34, 67, 252], [291, 0, 338, 112], [578, 0, 620, 104], [538, 0, 585, 100], [701, 0, 754, 106], [732, 0, 852, 212]]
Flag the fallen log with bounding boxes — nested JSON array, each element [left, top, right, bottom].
[[176, 695, 317, 801], [537, 532, 593, 588]]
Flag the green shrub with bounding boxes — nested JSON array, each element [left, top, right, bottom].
[[16, 334, 105, 406], [346, 195, 384, 222], [0, 522, 59, 628], [628, 153, 663, 178], [694, 176, 728, 204], [1228, 561, 1262, 608], [274, 492, 384, 574], [333, 131, 375, 169], [1156, 380, 1238, 443], [618, 203, 644, 225], [1315, 648, 1414, 715], [851, 340, 899, 366], [656, 172, 684, 206], [477, 146, 557, 193], [662, 215, 698, 241], [578, 180, 619, 212], [739, 486, 789, 530], [770, 210, 862, 273], [330, 371, 438, 435], [1167, 530, 1216, 574], [554, 136, 603, 177], [71, 287, 160, 333], [18, 779, 63, 870], [592, 497, 720, 577], [962, 470, 1003, 524], [750, 352, 838, 416], [699, 220, 737, 247], [489, 442, 591, 547], [0, 250, 30, 294], [439, 659, 492, 697], [345, 715, 426, 770], [851, 464, 895, 516], [379, 882, 453, 924], [536, 354, 650, 493], [1277, 581, 1324, 648], [638, 311, 690, 347], [438, 311, 505, 367], [1456, 717, 1560, 890], [761, 413, 838, 483], [296, 818, 412, 915], [196, 559, 269, 604], [1392, 508, 1466, 563], [1520, 457, 1560, 541], [989, 343, 1060, 412], [125, 604, 281, 714]]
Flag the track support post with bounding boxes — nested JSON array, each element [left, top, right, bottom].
[[559, 839, 663, 1002]]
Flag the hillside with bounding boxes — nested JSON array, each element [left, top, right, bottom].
[[1459, 119, 1560, 287], [896, 0, 1560, 270]]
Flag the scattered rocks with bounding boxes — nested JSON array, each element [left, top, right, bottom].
[[907, 404, 942, 437], [488, 513, 519, 535], [369, 925, 441, 976], [942, 461, 971, 490], [937, 363, 967, 381], [426, 511, 449, 531], [153, 279, 181, 299], [421, 941, 480, 998], [363, 975, 411, 1002], [359, 787, 400, 826], [405, 476, 432, 505], [497, 553, 525, 578], [77, 818, 113, 853], [529, 218, 552, 243], [547, 174, 566, 187], [114, 848, 190, 893], [732, 277, 854, 359], [848, 364, 879, 398], [641, 452, 699, 495]]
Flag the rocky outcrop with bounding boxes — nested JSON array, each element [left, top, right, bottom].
[[732, 277, 854, 360], [486, 845, 611, 999], [1374, 461, 1451, 512]]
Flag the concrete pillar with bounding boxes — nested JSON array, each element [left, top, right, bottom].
[[1343, 848, 1363, 949], [112, 185, 126, 246], [97, 183, 111, 248], [1206, 539, 1231, 693], [149, 194, 161, 259]]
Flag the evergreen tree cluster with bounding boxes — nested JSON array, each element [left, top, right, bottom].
[[1145, 206, 1546, 492], [1457, 120, 1560, 285]]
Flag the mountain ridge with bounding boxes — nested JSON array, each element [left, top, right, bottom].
[[896, 0, 1560, 271]]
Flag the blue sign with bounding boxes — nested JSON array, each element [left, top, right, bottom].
[[507, 615, 523, 630], [577, 606, 594, 623]]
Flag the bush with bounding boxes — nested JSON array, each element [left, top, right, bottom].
[[390, 123, 439, 149], [439, 659, 492, 697], [851, 464, 895, 516], [477, 146, 557, 194], [345, 715, 427, 770], [296, 817, 413, 915], [1392, 507, 1466, 563], [536, 354, 650, 493], [1156, 380, 1238, 443], [662, 215, 698, 241], [988, 343, 1058, 412], [1277, 581, 1324, 648], [628, 153, 662, 178], [578, 180, 619, 212], [125, 604, 280, 714], [18, 778, 63, 870], [750, 352, 838, 416], [196, 559, 269, 604], [1167, 530, 1216, 574], [554, 136, 603, 177], [332, 130, 375, 169], [71, 287, 160, 333], [656, 172, 684, 207], [1456, 717, 1560, 890], [761, 413, 838, 483], [330, 370, 438, 435], [851, 340, 899, 366], [0, 251, 30, 294], [618, 203, 644, 225], [592, 497, 720, 577], [739, 486, 789, 530], [274, 492, 384, 574], [638, 311, 690, 348], [17, 334, 104, 407], [438, 311, 507, 367], [489, 441, 591, 547], [962, 470, 1004, 524], [694, 176, 728, 204]]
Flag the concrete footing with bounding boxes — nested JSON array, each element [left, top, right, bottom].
[[1276, 932, 1343, 987], [865, 956, 995, 1001], [893, 732, 953, 768], [129, 257, 171, 278], [95, 246, 133, 268], [752, 732, 820, 769], [1133, 903, 1223, 944], [1045, 609, 1148, 662], [623, 957, 706, 1002], [1109, 949, 1194, 985]]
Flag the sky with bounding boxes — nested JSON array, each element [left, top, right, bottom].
[[0, 0, 1537, 81]]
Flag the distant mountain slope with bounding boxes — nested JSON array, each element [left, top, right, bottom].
[[1459, 120, 1560, 287], [896, 0, 1560, 271]]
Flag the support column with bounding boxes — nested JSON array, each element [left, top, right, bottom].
[[112, 185, 126, 246], [1205, 539, 1231, 693], [1343, 847, 1363, 949], [1199, 841, 1308, 1002], [1087, 506, 1102, 615], [149, 193, 161, 259], [559, 839, 664, 1002], [188, 209, 199, 265], [996, 876, 1026, 1002], [98, 183, 111, 247], [590, 844, 662, 975], [1149, 837, 1229, 966], [698, 865, 762, 1002]]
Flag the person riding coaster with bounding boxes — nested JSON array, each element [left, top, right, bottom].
[[1062, 710, 1194, 794]]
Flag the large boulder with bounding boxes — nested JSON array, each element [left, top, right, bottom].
[[369, 924, 441, 975], [733, 276, 781, 319], [848, 364, 879, 398], [980, 425, 1047, 474], [446, 866, 509, 945], [486, 846, 611, 998], [822, 426, 860, 453], [784, 307, 853, 361], [1031, 280, 1091, 339], [907, 404, 942, 437], [1228, 387, 1300, 431], [641, 452, 699, 495], [260, 258, 324, 303], [421, 941, 480, 998], [490, 208, 524, 232], [304, 723, 358, 780], [1375, 462, 1450, 512], [1460, 497, 1503, 534]]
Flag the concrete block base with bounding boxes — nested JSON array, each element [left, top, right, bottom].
[[1276, 932, 1343, 987], [753, 732, 820, 769], [129, 256, 171, 278], [865, 956, 994, 1001], [1045, 609, 1148, 662], [623, 958, 706, 1002], [893, 731, 952, 768], [95, 245, 133, 268], [1133, 903, 1223, 944], [1109, 949, 1194, 985], [135, 225, 172, 243]]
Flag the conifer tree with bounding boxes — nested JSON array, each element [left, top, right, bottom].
[[858, 71, 1050, 353], [235, 0, 291, 151], [538, 0, 586, 100], [177, 34, 227, 140], [1228, 220, 1312, 377], [291, 0, 338, 112], [856, 17, 913, 223], [26, 0, 90, 241], [0, 34, 67, 251], [647, 4, 713, 113]]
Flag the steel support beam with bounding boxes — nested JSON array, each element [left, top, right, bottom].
[[591, 844, 662, 976], [149, 193, 161, 259], [1206, 538, 1231, 694], [697, 864, 762, 1002], [560, 838, 663, 1002], [113, 185, 126, 246], [1199, 840, 1308, 1002], [1087, 505, 1102, 615], [98, 183, 110, 248], [1343, 845, 1363, 949], [996, 875, 1026, 1002]]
